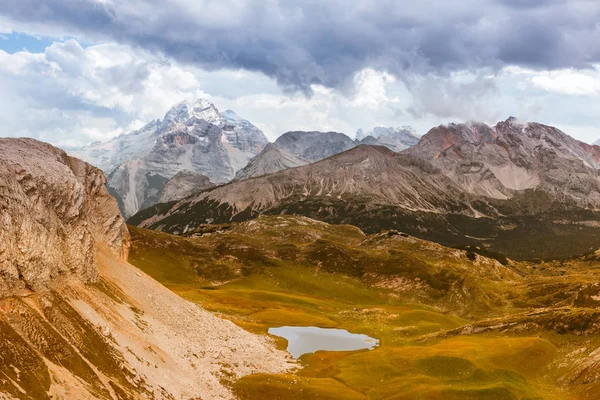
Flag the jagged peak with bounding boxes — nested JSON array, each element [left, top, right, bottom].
[[356, 125, 418, 141]]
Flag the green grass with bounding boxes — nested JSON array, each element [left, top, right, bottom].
[[127, 216, 600, 400]]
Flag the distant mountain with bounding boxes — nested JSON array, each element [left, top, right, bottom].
[[131, 119, 600, 260], [235, 128, 422, 181], [69, 98, 268, 217], [130, 145, 497, 241], [405, 117, 600, 208], [594, 138, 600, 146], [356, 126, 420, 152], [235, 143, 308, 181], [235, 130, 356, 180], [158, 170, 215, 203]]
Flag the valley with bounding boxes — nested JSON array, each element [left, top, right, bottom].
[[128, 215, 600, 400]]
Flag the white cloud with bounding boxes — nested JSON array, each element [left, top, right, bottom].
[[504, 65, 600, 96], [531, 70, 600, 96], [1, 35, 600, 150]]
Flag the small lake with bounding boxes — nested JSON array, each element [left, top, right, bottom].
[[268, 326, 379, 358]]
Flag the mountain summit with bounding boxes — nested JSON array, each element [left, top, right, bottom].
[[70, 98, 268, 217]]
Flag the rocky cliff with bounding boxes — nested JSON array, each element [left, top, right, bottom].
[[0, 138, 291, 399], [0, 138, 129, 295]]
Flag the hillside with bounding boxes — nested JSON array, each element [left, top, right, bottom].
[[0, 138, 290, 399], [129, 144, 600, 260]]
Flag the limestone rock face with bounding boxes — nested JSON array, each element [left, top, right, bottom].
[[0, 138, 130, 295], [406, 117, 600, 207]]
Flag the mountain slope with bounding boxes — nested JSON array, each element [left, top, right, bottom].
[[234, 130, 357, 180], [70, 99, 268, 218], [0, 138, 290, 399], [128, 215, 600, 400], [405, 117, 600, 207], [234, 143, 308, 180], [130, 145, 499, 241]]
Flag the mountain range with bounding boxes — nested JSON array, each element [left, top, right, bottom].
[[130, 117, 600, 260], [406, 117, 600, 207], [69, 99, 421, 215], [356, 126, 420, 152], [66, 97, 600, 259]]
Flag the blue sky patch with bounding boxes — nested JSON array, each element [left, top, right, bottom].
[[0, 31, 58, 53]]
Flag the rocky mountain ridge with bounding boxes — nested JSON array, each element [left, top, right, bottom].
[[130, 145, 499, 242], [235, 128, 422, 180], [405, 117, 600, 207]]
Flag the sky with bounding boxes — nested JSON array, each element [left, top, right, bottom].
[[1, 0, 600, 146]]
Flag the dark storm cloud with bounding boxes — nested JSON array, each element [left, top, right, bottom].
[[2, 0, 600, 94]]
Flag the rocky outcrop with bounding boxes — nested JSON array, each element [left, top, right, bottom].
[[0, 138, 129, 295], [69, 98, 268, 217], [0, 138, 291, 399]]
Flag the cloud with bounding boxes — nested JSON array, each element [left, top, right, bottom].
[[1, 0, 600, 94], [406, 72, 500, 122], [0, 39, 209, 146]]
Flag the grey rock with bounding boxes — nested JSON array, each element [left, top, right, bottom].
[[69, 98, 268, 217], [235, 130, 356, 180], [356, 126, 420, 152], [405, 117, 600, 207]]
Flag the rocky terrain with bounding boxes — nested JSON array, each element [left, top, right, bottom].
[[131, 136, 600, 260], [0, 138, 291, 399], [130, 145, 503, 244], [405, 117, 600, 207], [69, 99, 268, 218], [356, 126, 420, 152]]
